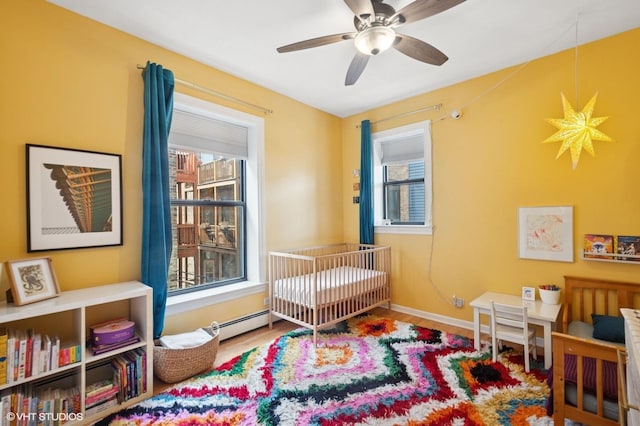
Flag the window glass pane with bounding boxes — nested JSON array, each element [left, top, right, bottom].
[[384, 182, 424, 223], [199, 206, 238, 248], [385, 161, 424, 182], [384, 160, 425, 224], [168, 147, 245, 294]]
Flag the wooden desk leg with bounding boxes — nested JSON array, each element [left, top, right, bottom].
[[474, 308, 481, 350], [543, 322, 552, 369]]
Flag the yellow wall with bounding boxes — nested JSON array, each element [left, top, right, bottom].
[[342, 28, 640, 322], [2, 1, 639, 334], [0, 0, 343, 331]]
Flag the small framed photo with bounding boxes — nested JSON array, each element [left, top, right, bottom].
[[6, 257, 60, 306], [522, 286, 536, 301]]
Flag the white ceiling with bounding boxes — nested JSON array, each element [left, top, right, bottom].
[[48, 0, 640, 117]]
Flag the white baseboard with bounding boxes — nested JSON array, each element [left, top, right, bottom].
[[390, 303, 546, 348], [390, 303, 480, 332]]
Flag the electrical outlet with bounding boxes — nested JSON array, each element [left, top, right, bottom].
[[264, 297, 270, 306], [452, 295, 464, 308]]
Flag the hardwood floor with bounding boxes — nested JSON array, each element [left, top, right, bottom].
[[153, 307, 477, 394]]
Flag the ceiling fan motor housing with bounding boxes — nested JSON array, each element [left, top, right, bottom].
[[353, 2, 399, 31]]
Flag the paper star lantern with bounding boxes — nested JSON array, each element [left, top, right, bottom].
[[543, 92, 613, 169]]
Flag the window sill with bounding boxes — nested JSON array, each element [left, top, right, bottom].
[[165, 281, 267, 317], [374, 225, 433, 235]]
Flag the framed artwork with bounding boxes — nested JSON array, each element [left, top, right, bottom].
[[522, 286, 536, 301], [518, 206, 574, 262], [6, 257, 60, 306], [26, 144, 123, 252]]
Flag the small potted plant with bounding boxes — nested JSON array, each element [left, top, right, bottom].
[[539, 284, 561, 304]]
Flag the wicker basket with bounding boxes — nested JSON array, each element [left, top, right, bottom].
[[153, 321, 220, 384]]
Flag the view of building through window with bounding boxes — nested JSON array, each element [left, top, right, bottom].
[[384, 161, 425, 224], [168, 147, 245, 294]]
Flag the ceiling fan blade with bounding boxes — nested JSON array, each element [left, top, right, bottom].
[[343, 0, 375, 21], [390, 0, 465, 25], [345, 52, 370, 86], [393, 34, 448, 65], [277, 33, 356, 53]]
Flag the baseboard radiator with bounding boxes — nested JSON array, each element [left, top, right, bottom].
[[217, 310, 271, 341]]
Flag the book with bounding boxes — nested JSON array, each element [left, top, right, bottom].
[[616, 235, 640, 261], [6, 331, 15, 384], [135, 348, 147, 394], [111, 357, 128, 402], [85, 396, 117, 418], [90, 336, 140, 356], [0, 327, 7, 384], [0, 390, 11, 425], [85, 386, 118, 408], [50, 336, 59, 370], [24, 330, 35, 379], [17, 330, 27, 380], [40, 335, 51, 374], [583, 234, 614, 259], [30, 333, 41, 378], [85, 379, 114, 398]]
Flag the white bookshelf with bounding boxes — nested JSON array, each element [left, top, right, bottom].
[[0, 281, 153, 424]]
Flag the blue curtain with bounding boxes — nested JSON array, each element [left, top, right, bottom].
[[359, 120, 374, 245], [141, 61, 174, 339]]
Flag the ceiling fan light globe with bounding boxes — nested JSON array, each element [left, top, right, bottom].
[[354, 26, 396, 56]]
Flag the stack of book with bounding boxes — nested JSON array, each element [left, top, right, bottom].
[[84, 379, 119, 417], [0, 327, 81, 384], [87, 318, 139, 355]]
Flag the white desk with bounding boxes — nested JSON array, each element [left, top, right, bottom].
[[469, 291, 562, 369]]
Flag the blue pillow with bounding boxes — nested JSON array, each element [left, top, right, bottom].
[[591, 314, 625, 343]]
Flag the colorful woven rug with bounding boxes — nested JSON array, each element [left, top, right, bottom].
[[101, 315, 552, 425]]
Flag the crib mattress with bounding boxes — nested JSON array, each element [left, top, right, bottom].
[[273, 265, 386, 306]]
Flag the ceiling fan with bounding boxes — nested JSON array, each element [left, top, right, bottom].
[[276, 0, 466, 86]]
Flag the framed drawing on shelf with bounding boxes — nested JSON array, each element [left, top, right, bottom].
[[6, 257, 60, 306], [518, 206, 574, 262], [26, 144, 123, 252]]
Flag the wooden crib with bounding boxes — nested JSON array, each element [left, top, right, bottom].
[[268, 243, 391, 344]]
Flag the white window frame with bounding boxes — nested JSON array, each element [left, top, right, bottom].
[[165, 93, 266, 316], [372, 120, 433, 235]]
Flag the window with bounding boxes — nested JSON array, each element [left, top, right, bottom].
[[166, 93, 264, 296], [373, 120, 432, 234], [169, 149, 245, 294]]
